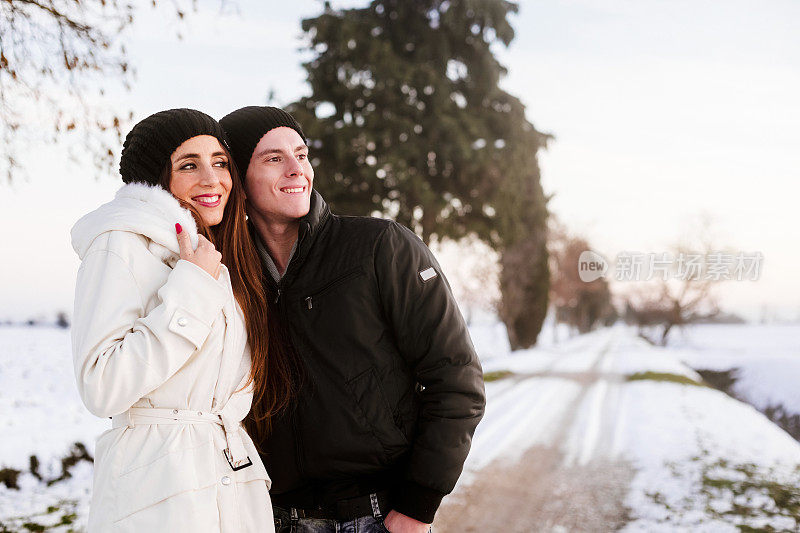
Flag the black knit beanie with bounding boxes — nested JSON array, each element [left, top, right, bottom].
[[219, 106, 306, 179], [119, 108, 231, 185]]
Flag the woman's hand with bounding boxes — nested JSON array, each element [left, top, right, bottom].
[[176, 223, 222, 279]]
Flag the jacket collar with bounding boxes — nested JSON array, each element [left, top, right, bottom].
[[295, 189, 331, 262]]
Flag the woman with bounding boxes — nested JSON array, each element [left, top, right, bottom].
[[70, 109, 289, 531]]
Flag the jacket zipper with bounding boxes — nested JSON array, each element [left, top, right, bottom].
[[271, 259, 307, 480], [291, 406, 305, 482], [302, 268, 363, 310], [257, 220, 315, 481]]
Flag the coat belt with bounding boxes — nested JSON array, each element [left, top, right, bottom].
[[111, 407, 251, 470]]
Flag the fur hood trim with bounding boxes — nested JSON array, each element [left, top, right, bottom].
[[71, 182, 199, 260]]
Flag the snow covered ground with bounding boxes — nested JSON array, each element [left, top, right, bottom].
[[453, 322, 800, 531], [669, 324, 800, 414], [2, 322, 799, 531], [0, 326, 103, 531]]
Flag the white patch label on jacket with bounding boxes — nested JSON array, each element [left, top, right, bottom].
[[419, 267, 437, 282]]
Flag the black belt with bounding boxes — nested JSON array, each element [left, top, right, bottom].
[[284, 489, 391, 522]]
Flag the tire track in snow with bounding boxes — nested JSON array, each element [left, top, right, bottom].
[[555, 332, 619, 466], [467, 376, 581, 471], [436, 329, 634, 532], [560, 331, 628, 466], [469, 329, 622, 470]]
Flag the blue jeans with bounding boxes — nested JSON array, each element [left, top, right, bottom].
[[273, 506, 389, 532]]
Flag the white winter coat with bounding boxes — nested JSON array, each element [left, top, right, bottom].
[[70, 182, 274, 532]]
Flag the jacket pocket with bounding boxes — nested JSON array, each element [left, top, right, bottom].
[[345, 367, 409, 461], [302, 267, 364, 310], [112, 437, 218, 523]]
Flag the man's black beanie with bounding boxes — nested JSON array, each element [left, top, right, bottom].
[[119, 108, 230, 185], [219, 106, 306, 179]]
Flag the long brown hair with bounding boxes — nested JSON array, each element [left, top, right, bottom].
[[160, 143, 298, 439]]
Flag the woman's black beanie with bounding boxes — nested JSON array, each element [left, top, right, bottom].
[[119, 108, 231, 185], [219, 106, 306, 179]]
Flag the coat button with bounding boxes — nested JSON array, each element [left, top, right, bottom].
[[221, 476, 231, 486], [177, 317, 188, 327]]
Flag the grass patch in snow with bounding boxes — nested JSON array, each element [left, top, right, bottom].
[[700, 459, 800, 531], [483, 370, 513, 382], [0, 443, 93, 531], [0, 499, 79, 532], [644, 451, 800, 531], [626, 371, 705, 387]]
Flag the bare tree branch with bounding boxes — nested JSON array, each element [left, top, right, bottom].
[[625, 217, 727, 345], [0, 0, 201, 183]]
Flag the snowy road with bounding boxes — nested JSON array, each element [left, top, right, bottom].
[[475, 329, 631, 469], [436, 328, 634, 532], [434, 326, 800, 532]]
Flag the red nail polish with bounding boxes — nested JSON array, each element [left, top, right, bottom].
[[175, 223, 182, 234]]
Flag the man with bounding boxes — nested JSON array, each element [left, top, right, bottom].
[[220, 106, 485, 533]]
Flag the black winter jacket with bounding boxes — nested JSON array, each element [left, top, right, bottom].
[[254, 191, 485, 523]]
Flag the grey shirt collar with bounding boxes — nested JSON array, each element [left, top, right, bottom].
[[253, 230, 297, 282]]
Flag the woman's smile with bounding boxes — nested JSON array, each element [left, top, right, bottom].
[[191, 193, 223, 207]]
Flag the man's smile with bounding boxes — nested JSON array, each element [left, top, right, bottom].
[[280, 186, 307, 194]]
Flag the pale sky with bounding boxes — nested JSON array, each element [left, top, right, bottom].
[[1, 0, 798, 322]]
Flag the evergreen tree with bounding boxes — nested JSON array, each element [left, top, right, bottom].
[[290, 0, 550, 348]]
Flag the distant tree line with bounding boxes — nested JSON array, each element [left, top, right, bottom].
[[0, 311, 70, 328]]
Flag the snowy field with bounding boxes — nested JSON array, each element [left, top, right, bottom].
[[668, 324, 800, 414], [1, 322, 799, 531], [0, 326, 104, 531]]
